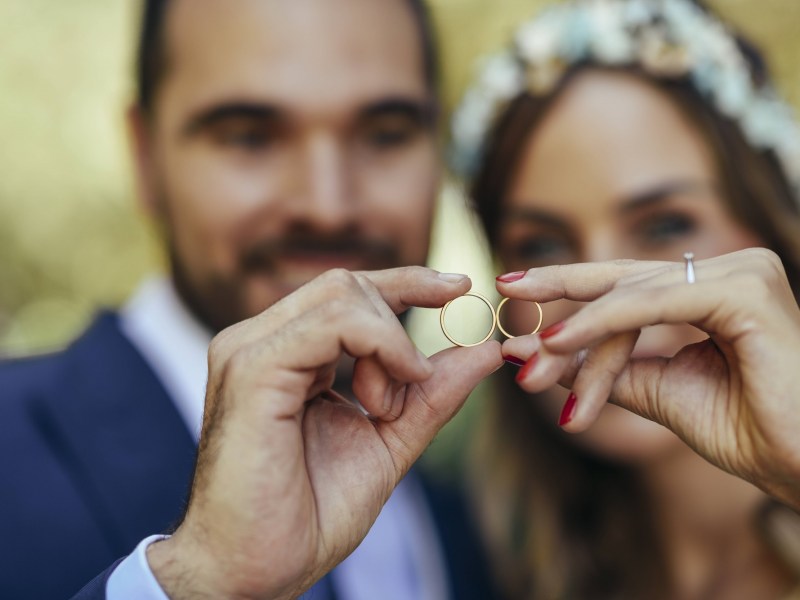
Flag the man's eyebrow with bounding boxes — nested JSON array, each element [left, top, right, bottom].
[[182, 103, 281, 137], [617, 180, 714, 215], [360, 97, 438, 125]]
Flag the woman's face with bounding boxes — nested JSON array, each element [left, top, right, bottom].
[[496, 70, 763, 462]]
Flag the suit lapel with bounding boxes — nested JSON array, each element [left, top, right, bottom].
[[418, 470, 504, 599], [34, 312, 197, 555]]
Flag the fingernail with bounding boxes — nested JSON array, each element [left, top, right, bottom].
[[496, 271, 526, 283], [503, 355, 526, 367], [383, 384, 405, 418], [515, 353, 539, 383], [559, 392, 578, 427], [539, 321, 566, 340], [383, 386, 395, 414], [438, 272, 469, 283], [390, 386, 406, 419]]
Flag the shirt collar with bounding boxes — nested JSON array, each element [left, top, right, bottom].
[[119, 275, 212, 441]]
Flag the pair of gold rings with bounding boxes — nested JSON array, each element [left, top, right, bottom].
[[439, 293, 543, 347]]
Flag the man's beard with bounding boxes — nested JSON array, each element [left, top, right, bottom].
[[169, 229, 403, 334]]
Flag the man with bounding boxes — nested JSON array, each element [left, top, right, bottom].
[[0, 0, 499, 598]]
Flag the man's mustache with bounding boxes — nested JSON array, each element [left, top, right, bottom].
[[240, 235, 399, 272]]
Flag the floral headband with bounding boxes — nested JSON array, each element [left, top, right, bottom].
[[450, 0, 800, 199]]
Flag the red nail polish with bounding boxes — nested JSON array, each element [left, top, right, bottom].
[[503, 355, 526, 367], [559, 392, 578, 426], [539, 321, 566, 340], [515, 353, 539, 383], [496, 271, 525, 283]]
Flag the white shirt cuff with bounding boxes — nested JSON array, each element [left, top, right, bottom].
[[105, 534, 171, 600]]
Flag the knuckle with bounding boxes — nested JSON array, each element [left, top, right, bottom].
[[615, 263, 669, 290], [746, 246, 781, 266], [353, 271, 379, 295], [316, 270, 366, 306], [546, 265, 569, 297], [751, 247, 787, 281], [610, 258, 638, 269], [320, 268, 360, 294], [609, 259, 638, 282], [406, 265, 430, 279], [582, 351, 618, 382], [615, 273, 639, 289], [730, 248, 786, 288], [208, 325, 238, 365], [217, 343, 257, 390]]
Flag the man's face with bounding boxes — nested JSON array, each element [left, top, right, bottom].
[[132, 0, 440, 331]]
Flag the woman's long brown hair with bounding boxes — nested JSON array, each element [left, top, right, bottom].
[[468, 61, 800, 599]]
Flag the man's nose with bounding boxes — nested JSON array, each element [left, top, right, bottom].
[[294, 135, 355, 232]]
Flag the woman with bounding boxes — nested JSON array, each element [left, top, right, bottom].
[[451, 0, 800, 597]]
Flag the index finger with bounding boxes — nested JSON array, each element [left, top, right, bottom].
[[495, 260, 676, 302], [358, 266, 472, 315]]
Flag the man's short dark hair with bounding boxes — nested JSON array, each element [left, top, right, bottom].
[[135, 0, 440, 115]]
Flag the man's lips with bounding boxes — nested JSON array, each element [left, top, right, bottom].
[[247, 253, 385, 290], [276, 252, 372, 270]]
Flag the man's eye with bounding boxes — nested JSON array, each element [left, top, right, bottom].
[[219, 129, 271, 150], [208, 120, 276, 151], [638, 213, 696, 246], [367, 127, 415, 148], [360, 118, 421, 150]]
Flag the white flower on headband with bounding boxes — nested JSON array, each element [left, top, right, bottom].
[[450, 0, 800, 199], [451, 52, 523, 176], [588, 1, 631, 63]]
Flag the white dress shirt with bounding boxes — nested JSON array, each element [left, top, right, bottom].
[[105, 276, 450, 600]]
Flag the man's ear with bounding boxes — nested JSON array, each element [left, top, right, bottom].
[[127, 104, 162, 217]]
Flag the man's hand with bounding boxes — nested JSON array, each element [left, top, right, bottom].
[[148, 267, 503, 600]]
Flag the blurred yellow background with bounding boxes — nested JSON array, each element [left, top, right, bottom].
[[1, 0, 799, 355]]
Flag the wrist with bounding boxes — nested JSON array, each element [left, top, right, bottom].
[[146, 531, 305, 600], [147, 534, 229, 600]]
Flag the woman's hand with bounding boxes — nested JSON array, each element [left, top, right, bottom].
[[149, 266, 503, 600], [497, 248, 800, 510]]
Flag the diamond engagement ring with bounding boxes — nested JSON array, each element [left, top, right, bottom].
[[683, 252, 696, 284]]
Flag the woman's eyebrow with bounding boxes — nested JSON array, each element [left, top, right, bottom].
[[616, 180, 715, 215], [500, 206, 568, 228]]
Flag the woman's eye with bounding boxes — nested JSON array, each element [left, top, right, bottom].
[[509, 235, 571, 265], [638, 213, 696, 246]]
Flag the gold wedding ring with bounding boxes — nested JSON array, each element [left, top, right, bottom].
[[497, 297, 543, 339], [440, 293, 543, 347], [440, 292, 497, 347]]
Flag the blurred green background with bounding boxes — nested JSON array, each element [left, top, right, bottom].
[[1, 0, 799, 356]]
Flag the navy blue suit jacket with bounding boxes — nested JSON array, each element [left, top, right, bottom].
[[0, 313, 499, 599]]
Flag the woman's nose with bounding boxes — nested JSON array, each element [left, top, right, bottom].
[[581, 233, 622, 264]]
